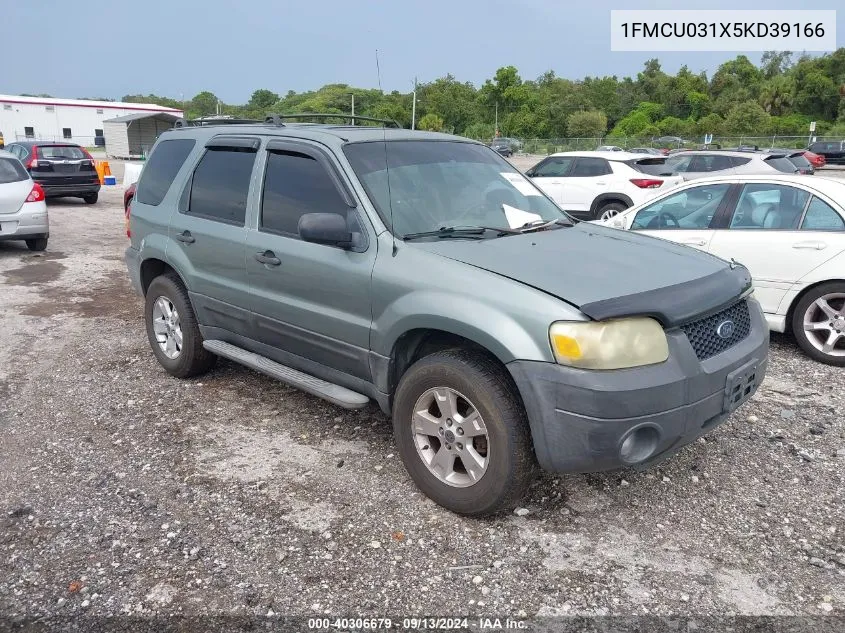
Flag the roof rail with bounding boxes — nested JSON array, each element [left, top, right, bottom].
[[173, 117, 264, 128], [264, 113, 402, 128]]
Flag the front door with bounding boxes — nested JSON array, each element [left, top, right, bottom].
[[627, 182, 733, 251], [526, 156, 574, 205], [245, 141, 376, 380]]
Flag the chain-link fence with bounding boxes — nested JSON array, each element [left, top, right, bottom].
[[469, 135, 842, 155]]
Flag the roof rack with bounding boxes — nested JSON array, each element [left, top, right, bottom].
[[263, 113, 402, 128], [173, 117, 263, 128]]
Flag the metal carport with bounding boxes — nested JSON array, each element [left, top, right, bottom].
[[103, 112, 180, 159]]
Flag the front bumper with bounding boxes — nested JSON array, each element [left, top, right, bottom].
[[508, 299, 769, 473]]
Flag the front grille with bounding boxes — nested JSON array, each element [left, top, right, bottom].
[[680, 300, 751, 360]]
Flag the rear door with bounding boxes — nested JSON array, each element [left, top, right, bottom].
[[626, 182, 733, 251], [167, 136, 259, 337], [526, 156, 573, 205], [709, 182, 845, 315], [244, 140, 376, 380], [29, 144, 99, 188], [564, 157, 612, 213]]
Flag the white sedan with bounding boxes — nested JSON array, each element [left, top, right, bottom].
[[600, 174, 845, 366]]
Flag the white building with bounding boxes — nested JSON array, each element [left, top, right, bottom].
[[0, 95, 183, 146]]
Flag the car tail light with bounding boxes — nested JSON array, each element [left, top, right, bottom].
[[630, 178, 664, 189], [26, 146, 39, 169], [125, 201, 131, 238], [25, 183, 45, 203]]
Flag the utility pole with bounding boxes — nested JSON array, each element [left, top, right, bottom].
[[495, 102, 499, 137], [351, 93, 355, 125], [411, 77, 417, 130]]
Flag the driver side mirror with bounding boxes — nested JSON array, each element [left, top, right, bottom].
[[298, 213, 353, 249], [525, 169, 535, 177]]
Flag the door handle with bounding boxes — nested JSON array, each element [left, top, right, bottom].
[[681, 239, 707, 246], [595, 181, 607, 185], [176, 230, 195, 244], [254, 250, 281, 266], [792, 241, 826, 250]]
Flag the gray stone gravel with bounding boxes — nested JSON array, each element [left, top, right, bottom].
[[0, 181, 843, 623]]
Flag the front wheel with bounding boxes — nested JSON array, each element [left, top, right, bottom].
[[791, 282, 845, 366], [144, 273, 217, 377], [393, 349, 536, 516]]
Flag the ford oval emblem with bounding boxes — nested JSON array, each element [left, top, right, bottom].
[[716, 320, 735, 339]]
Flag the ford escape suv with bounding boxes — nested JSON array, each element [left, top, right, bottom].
[[125, 115, 769, 516]]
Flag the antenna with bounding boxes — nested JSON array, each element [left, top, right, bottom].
[[376, 49, 398, 257]]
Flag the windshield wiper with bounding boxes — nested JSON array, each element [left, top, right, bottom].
[[519, 218, 573, 233], [402, 225, 520, 241]]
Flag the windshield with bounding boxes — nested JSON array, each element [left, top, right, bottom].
[[344, 141, 567, 237]]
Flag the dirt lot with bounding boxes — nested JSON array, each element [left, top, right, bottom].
[[0, 173, 844, 627]]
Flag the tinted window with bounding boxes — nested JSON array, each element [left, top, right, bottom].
[[788, 154, 812, 171], [136, 139, 196, 206], [187, 148, 256, 225], [628, 157, 669, 175], [0, 157, 28, 183], [632, 184, 730, 230], [730, 184, 809, 229], [570, 157, 611, 177], [689, 154, 735, 172], [261, 151, 347, 236], [531, 157, 573, 177], [730, 156, 751, 167], [39, 145, 85, 159], [765, 156, 799, 173], [801, 197, 845, 231]]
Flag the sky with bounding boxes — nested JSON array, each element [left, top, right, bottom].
[[4, 0, 843, 104]]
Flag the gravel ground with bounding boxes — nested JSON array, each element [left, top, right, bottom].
[[0, 174, 843, 628]]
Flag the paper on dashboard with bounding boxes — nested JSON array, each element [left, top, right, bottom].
[[502, 204, 542, 229]]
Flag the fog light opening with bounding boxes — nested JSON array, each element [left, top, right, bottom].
[[619, 425, 660, 465]]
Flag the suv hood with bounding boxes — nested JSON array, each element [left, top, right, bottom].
[[412, 224, 751, 327]]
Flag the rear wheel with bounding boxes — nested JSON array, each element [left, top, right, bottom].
[[596, 201, 627, 221], [25, 238, 48, 252], [144, 273, 216, 378], [791, 282, 845, 366], [393, 349, 536, 516], [83, 193, 98, 204]]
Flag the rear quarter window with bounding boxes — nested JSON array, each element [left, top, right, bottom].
[[627, 158, 669, 175], [136, 139, 197, 206], [0, 157, 28, 183], [764, 156, 798, 173]]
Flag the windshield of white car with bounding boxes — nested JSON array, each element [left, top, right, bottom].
[[344, 140, 568, 238]]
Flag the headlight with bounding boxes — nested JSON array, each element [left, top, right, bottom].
[[549, 318, 669, 370]]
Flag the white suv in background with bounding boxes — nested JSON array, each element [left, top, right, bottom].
[[525, 151, 684, 220]]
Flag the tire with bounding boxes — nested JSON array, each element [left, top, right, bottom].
[[83, 193, 98, 204], [790, 282, 845, 366], [144, 273, 216, 378], [595, 201, 627, 221], [25, 238, 48, 252], [393, 349, 536, 516]]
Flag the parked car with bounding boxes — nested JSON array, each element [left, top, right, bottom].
[[600, 174, 845, 365], [655, 136, 687, 147], [490, 138, 514, 157], [0, 149, 49, 251], [804, 149, 826, 169], [525, 151, 684, 220], [125, 119, 768, 515], [663, 150, 799, 181], [4, 141, 101, 203], [595, 145, 624, 152], [771, 149, 814, 175], [629, 147, 663, 155], [808, 140, 845, 165]]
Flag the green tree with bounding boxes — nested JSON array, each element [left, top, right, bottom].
[[190, 91, 219, 116], [566, 110, 607, 137], [248, 89, 280, 110], [760, 51, 793, 79], [417, 113, 445, 131], [758, 75, 794, 116], [724, 100, 770, 134]]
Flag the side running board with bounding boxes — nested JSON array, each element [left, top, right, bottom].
[[203, 340, 370, 410]]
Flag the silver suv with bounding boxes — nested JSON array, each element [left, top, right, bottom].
[[125, 115, 769, 515], [664, 150, 800, 180]]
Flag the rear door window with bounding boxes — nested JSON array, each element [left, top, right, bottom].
[[689, 154, 734, 172], [136, 139, 196, 206], [186, 146, 257, 226], [569, 157, 611, 177], [729, 184, 810, 229], [0, 157, 28, 183]]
